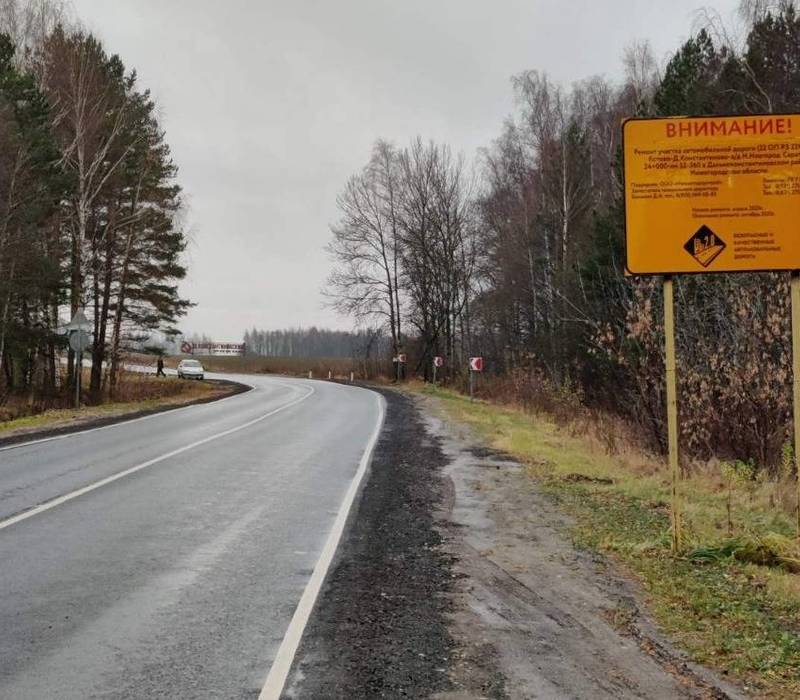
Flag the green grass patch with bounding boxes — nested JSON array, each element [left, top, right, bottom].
[[419, 383, 800, 698]]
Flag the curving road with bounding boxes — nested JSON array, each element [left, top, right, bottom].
[[0, 373, 384, 699]]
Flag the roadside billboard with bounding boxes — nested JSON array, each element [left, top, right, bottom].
[[623, 114, 800, 275]]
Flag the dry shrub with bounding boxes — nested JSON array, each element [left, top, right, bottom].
[[0, 363, 73, 420], [477, 367, 584, 425], [109, 371, 196, 403], [599, 273, 795, 473]]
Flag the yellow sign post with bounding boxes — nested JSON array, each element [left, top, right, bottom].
[[663, 276, 682, 551], [623, 114, 800, 549], [792, 273, 800, 541]]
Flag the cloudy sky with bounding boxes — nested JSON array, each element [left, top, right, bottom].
[[71, 0, 739, 341]]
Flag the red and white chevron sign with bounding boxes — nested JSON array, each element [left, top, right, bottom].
[[469, 357, 484, 372]]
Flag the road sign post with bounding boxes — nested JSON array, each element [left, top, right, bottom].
[[68, 331, 91, 409], [792, 272, 800, 541], [624, 113, 800, 548], [468, 357, 483, 401], [663, 277, 681, 550], [75, 348, 81, 409], [66, 310, 92, 410], [433, 356, 444, 384]]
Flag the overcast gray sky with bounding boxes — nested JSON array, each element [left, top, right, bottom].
[[71, 0, 739, 341]]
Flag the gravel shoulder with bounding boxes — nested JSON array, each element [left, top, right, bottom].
[[284, 388, 457, 698], [284, 388, 747, 699]]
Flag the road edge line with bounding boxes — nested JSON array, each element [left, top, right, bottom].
[[258, 390, 387, 700], [0, 385, 315, 533]]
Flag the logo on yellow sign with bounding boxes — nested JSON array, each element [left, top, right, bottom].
[[684, 225, 726, 268]]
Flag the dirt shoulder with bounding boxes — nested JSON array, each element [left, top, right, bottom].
[[422, 384, 800, 699], [285, 388, 746, 699], [0, 379, 249, 448], [422, 394, 747, 700]]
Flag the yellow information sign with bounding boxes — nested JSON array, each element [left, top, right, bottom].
[[624, 115, 800, 274]]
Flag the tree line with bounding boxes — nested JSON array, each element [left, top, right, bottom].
[[0, 1, 189, 405], [327, 0, 800, 470], [244, 327, 387, 359]]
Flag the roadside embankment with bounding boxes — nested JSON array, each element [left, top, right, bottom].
[[419, 384, 800, 699]]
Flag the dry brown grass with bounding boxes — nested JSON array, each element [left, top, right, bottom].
[[0, 368, 226, 432]]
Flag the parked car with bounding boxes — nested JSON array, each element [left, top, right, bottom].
[[177, 359, 205, 380]]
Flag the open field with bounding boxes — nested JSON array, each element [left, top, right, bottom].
[[0, 371, 231, 440], [417, 382, 800, 699]]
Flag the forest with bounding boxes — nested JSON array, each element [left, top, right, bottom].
[[325, 0, 800, 470], [0, 1, 189, 408]]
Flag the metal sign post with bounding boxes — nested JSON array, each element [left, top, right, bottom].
[[68, 330, 91, 409], [468, 357, 483, 401], [66, 310, 92, 410], [75, 349, 81, 408], [792, 272, 800, 542], [433, 356, 444, 384], [397, 353, 407, 382], [663, 276, 682, 551]]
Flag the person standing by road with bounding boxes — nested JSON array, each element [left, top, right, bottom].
[[156, 357, 166, 377]]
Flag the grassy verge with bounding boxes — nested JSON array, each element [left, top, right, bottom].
[[0, 376, 229, 439], [417, 383, 800, 699]]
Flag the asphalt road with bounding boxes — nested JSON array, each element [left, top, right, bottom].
[[0, 373, 383, 699]]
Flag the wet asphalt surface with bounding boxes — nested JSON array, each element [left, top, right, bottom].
[[284, 389, 459, 699], [0, 374, 382, 698], [1, 378, 744, 699]]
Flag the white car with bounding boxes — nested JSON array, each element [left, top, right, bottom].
[[177, 359, 205, 380]]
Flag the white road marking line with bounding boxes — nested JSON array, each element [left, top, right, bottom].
[[258, 390, 386, 700], [0, 385, 315, 533], [0, 374, 261, 454]]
